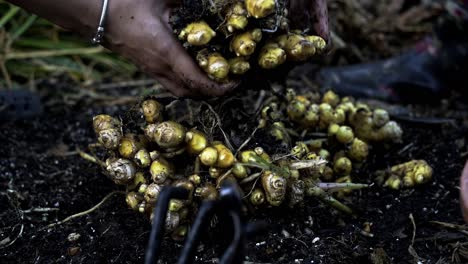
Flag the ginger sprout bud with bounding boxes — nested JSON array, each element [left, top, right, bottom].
[[333, 157, 352, 176], [106, 158, 136, 185], [228, 57, 250, 75], [98, 128, 122, 150], [213, 142, 235, 168], [185, 129, 208, 155], [372, 109, 390, 128], [199, 147, 219, 166], [150, 158, 174, 184], [178, 21, 216, 46], [245, 0, 276, 18], [250, 188, 265, 205], [151, 121, 186, 149], [197, 52, 230, 81], [231, 29, 262, 56], [348, 138, 369, 162], [258, 42, 286, 69], [261, 171, 286, 206], [336, 126, 355, 144]]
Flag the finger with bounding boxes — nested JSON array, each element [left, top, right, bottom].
[[310, 0, 330, 42], [155, 74, 193, 97]]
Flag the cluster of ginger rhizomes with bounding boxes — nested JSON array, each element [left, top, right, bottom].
[[91, 95, 375, 239], [90, 90, 432, 239], [257, 89, 430, 193], [173, 0, 326, 82]]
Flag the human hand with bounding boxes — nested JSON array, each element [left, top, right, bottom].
[[105, 0, 237, 97], [288, 0, 330, 43]]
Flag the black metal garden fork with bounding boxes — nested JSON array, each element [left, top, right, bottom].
[[144, 179, 265, 264]]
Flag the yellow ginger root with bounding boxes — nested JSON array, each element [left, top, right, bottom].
[[383, 160, 432, 189], [141, 99, 163, 124], [287, 96, 310, 122], [305, 35, 327, 53], [185, 129, 208, 155], [145, 121, 186, 149], [250, 188, 265, 205], [226, 2, 249, 32], [276, 33, 315, 61], [178, 21, 216, 46], [322, 90, 340, 107], [261, 171, 287, 206], [231, 28, 262, 56], [197, 52, 230, 81], [245, 0, 276, 18], [212, 142, 235, 168], [333, 157, 352, 176], [299, 104, 320, 127], [228, 57, 251, 75], [347, 138, 369, 162], [150, 158, 174, 184], [258, 42, 287, 69]]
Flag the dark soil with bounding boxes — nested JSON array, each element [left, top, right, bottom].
[[1, 78, 467, 264]]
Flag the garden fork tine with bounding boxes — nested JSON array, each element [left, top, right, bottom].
[[145, 186, 189, 264], [177, 200, 218, 264]]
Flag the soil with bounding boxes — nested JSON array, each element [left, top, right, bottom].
[[1, 1, 468, 263]]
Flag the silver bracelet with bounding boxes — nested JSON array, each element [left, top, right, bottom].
[[91, 0, 109, 44]]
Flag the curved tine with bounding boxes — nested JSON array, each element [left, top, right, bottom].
[[177, 200, 218, 264], [219, 211, 244, 264], [219, 179, 243, 211], [145, 187, 189, 264]]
